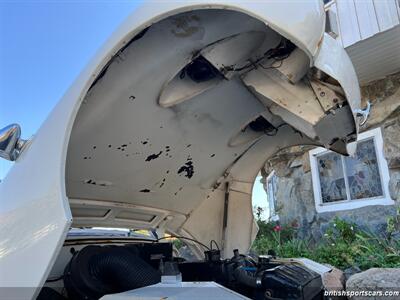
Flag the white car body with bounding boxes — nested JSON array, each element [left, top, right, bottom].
[[0, 1, 361, 299]]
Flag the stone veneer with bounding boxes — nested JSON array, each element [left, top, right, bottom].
[[261, 72, 400, 241]]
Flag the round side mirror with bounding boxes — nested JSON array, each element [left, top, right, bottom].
[[0, 124, 25, 161]]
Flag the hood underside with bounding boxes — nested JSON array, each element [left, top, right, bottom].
[[66, 8, 358, 256]]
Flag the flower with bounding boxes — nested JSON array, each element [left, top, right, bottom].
[[273, 225, 282, 232]]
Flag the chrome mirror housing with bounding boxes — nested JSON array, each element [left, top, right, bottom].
[[0, 124, 26, 161]]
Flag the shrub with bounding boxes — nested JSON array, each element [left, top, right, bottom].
[[252, 217, 400, 271]]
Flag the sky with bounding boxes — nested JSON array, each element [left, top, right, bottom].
[[0, 0, 141, 179], [0, 1, 270, 217]]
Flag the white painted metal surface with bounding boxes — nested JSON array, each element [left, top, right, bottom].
[[0, 2, 361, 299], [101, 281, 250, 300]]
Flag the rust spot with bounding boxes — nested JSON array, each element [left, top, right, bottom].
[[317, 36, 323, 49]]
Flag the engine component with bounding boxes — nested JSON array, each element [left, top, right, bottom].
[[61, 243, 322, 300], [256, 263, 323, 300], [63, 245, 161, 300], [179, 249, 323, 300]]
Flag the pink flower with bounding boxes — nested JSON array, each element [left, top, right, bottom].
[[273, 225, 282, 232]]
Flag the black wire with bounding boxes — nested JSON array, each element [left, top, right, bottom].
[[46, 275, 64, 282], [264, 127, 278, 136], [210, 239, 220, 250], [264, 123, 291, 137], [258, 55, 289, 70], [155, 235, 210, 250], [223, 38, 292, 73]]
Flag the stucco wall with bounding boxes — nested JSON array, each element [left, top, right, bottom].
[[262, 72, 400, 241]]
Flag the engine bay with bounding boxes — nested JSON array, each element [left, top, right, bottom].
[[40, 238, 323, 300]]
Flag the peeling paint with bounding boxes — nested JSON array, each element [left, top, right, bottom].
[[83, 179, 111, 187], [145, 151, 163, 161], [159, 178, 166, 188], [177, 160, 194, 178]]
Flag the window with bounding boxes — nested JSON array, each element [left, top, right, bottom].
[[310, 128, 393, 213]]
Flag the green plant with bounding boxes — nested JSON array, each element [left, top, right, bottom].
[[387, 207, 400, 239], [252, 217, 400, 271]]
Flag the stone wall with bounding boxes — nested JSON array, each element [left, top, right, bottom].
[[262, 72, 400, 241]]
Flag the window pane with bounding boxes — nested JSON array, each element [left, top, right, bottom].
[[317, 152, 347, 203], [345, 139, 383, 200]]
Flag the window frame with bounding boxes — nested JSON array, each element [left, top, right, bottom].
[[309, 127, 393, 213]]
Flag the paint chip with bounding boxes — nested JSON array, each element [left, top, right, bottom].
[[145, 151, 163, 161], [177, 160, 194, 178]]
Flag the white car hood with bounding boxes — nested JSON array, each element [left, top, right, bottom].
[[0, 2, 361, 297]]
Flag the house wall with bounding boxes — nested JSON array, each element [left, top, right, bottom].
[[261, 72, 400, 241], [328, 0, 400, 48]]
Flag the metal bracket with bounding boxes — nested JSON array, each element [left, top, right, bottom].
[[354, 101, 371, 126]]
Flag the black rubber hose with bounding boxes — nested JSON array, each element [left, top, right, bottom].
[[233, 267, 258, 288], [64, 246, 161, 300], [89, 247, 161, 290]]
